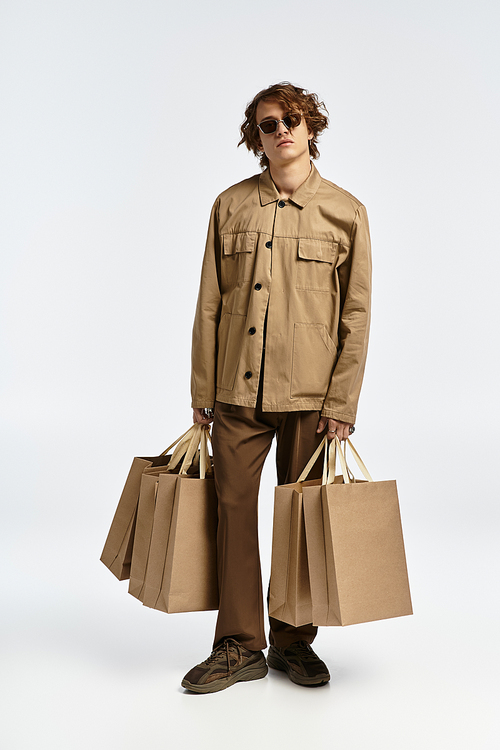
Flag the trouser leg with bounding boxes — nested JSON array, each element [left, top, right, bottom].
[[268, 409, 323, 649], [211, 400, 276, 652]]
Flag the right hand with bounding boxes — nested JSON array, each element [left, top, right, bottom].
[[192, 408, 214, 426]]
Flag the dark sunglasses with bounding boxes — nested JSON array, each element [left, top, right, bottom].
[[257, 113, 302, 135]]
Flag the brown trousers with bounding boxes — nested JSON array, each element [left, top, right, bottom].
[[211, 391, 324, 652]]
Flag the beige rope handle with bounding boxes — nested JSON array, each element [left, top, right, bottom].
[[345, 438, 373, 482], [160, 425, 196, 457], [165, 425, 201, 470], [332, 436, 351, 483], [179, 424, 204, 475], [342, 441, 355, 483], [199, 428, 207, 479], [204, 427, 213, 475], [297, 435, 328, 483], [323, 438, 339, 485], [326, 438, 339, 485], [322, 439, 329, 485], [200, 427, 214, 479]]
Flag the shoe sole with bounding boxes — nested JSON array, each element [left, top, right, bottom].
[[181, 659, 268, 694], [267, 649, 330, 687]]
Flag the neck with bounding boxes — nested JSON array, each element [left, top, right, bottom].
[[268, 158, 312, 200]]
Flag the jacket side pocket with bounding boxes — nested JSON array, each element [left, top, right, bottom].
[[291, 323, 337, 399], [216, 313, 247, 391]]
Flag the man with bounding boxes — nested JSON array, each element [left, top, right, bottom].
[[182, 82, 372, 693]]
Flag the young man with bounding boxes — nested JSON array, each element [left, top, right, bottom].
[[183, 82, 372, 693]]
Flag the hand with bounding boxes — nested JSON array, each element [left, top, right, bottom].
[[193, 408, 214, 426], [317, 416, 353, 441]]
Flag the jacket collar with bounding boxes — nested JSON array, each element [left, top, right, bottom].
[[258, 162, 322, 208]]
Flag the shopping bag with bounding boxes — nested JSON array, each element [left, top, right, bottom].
[[139, 471, 179, 608], [144, 427, 218, 613], [302, 479, 343, 625], [312, 437, 413, 626], [128, 424, 205, 601], [100, 425, 201, 581], [268, 437, 328, 627]]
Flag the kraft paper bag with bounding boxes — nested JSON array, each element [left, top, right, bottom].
[[100, 425, 201, 581], [269, 437, 327, 627], [154, 473, 218, 613], [128, 472, 164, 600], [126, 426, 217, 614], [302, 475, 342, 625], [312, 438, 413, 626], [126, 425, 207, 603], [140, 471, 179, 609], [100, 455, 172, 581], [268, 487, 315, 627]]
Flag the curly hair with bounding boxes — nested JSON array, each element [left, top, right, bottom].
[[238, 82, 329, 170]]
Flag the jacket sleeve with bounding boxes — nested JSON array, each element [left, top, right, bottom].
[[191, 199, 222, 409], [321, 203, 372, 422]]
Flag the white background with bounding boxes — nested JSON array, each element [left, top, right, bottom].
[[1, 1, 499, 748]]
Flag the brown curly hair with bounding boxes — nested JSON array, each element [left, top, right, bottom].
[[238, 82, 329, 170]]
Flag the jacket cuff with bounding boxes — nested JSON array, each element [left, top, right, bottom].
[[320, 408, 356, 423], [191, 400, 215, 410]]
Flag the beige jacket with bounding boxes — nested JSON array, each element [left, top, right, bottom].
[[191, 163, 372, 422]]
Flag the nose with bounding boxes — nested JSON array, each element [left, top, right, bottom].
[[276, 120, 289, 136]]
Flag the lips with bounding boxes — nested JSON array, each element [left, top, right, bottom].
[[278, 140, 294, 147]]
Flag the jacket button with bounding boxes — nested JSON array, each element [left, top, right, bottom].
[[248, 327, 256, 335], [278, 200, 285, 208], [265, 241, 272, 249], [254, 283, 262, 290], [244, 371, 252, 379]]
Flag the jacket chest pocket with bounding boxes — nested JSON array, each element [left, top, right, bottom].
[[221, 232, 256, 288], [296, 238, 338, 291]]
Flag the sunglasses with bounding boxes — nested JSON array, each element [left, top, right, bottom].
[[257, 113, 302, 135]]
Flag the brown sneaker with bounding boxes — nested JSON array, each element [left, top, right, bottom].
[[267, 640, 330, 687], [181, 638, 268, 694]]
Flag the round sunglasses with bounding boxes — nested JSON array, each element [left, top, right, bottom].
[[257, 113, 302, 135]]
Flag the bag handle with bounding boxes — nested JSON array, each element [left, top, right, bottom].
[[324, 437, 350, 484], [331, 436, 373, 483], [297, 435, 349, 486], [178, 424, 213, 478], [160, 425, 196, 457], [178, 424, 206, 475], [297, 435, 328, 483], [167, 423, 209, 473], [198, 427, 213, 479], [346, 438, 373, 482]]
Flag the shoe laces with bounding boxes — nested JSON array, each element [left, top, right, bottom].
[[288, 641, 318, 661], [204, 638, 244, 669]]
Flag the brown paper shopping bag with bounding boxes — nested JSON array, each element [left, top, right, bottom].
[[148, 428, 218, 613], [139, 472, 179, 608], [127, 425, 204, 601], [268, 487, 314, 627], [100, 425, 200, 581], [268, 437, 328, 627], [312, 437, 413, 626]]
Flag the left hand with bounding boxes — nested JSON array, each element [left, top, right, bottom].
[[317, 416, 353, 441]]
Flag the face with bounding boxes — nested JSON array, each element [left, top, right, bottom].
[[255, 98, 313, 168]]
